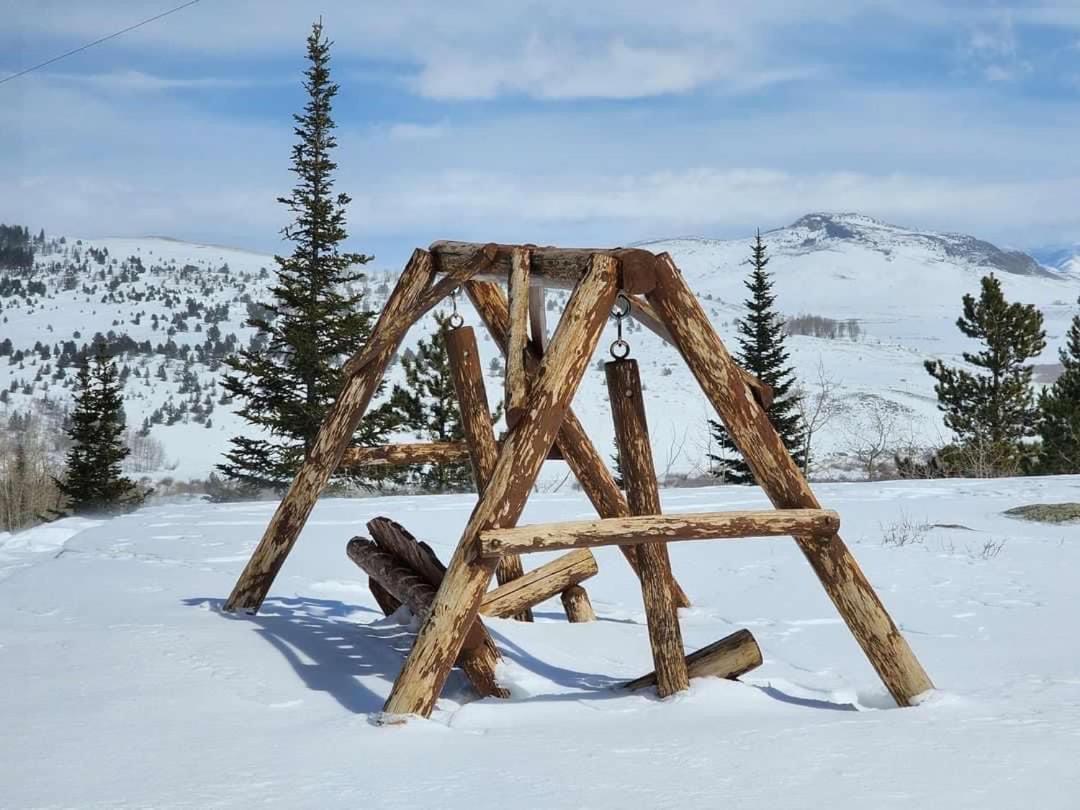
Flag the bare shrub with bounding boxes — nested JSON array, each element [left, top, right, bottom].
[[880, 511, 929, 547], [0, 428, 64, 532], [124, 430, 167, 473]]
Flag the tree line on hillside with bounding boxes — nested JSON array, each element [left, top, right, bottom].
[[16, 20, 1080, 526]]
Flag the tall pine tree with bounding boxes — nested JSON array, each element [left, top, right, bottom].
[[924, 273, 1045, 476], [219, 21, 393, 491], [709, 232, 805, 482], [1036, 296, 1080, 474], [56, 350, 141, 514], [385, 313, 498, 492]]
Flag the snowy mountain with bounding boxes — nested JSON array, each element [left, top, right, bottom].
[[1, 214, 1077, 482]]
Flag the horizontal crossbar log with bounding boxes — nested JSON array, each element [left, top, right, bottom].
[[479, 549, 598, 619], [341, 442, 471, 467], [623, 629, 763, 692], [431, 241, 660, 293], [478, 509, 840, 557]]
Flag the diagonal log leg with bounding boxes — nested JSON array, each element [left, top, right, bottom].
[[606, 358, 688, 697], [445, 324, 533, 622], [225, 246, 495, 614], [465, 279, 692, 609], [646, 253, 933, 707], [382, 255, 619, 719]]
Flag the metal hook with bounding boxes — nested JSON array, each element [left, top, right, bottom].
[[448, 288, 464, 329], [609, 292, 632, 359]]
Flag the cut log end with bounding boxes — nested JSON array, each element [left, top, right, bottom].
[[623, 628, 763, 692]]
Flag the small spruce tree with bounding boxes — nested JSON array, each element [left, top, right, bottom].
[[924, 273, 1045, 476], [218, 20, 394, 491], [1036, 297, 1080, 474], [385, 313, 497, 492], [709, 232, 805, 482], [56, 350, 141, 514]]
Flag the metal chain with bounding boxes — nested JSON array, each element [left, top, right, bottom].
[[610, 293, 631, 359], [448, 287, 464, 329]]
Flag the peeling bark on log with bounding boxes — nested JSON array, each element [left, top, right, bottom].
[[505, 247, 531, 428], [445, 325, 531, 622], [606, 358, 688, 697], [560, 584, 597, 623], [431, 241, 658, 293], [478, 509, 840, 556], [480, 549, 598, 618], [463, 280, 690, 608], [225, 249, 437, 614], [623, 629, 763, 691], [346, 538, 506, 699], [367, 517, 447, 588], [382, 254, 619, 719], [339, 442, 472, 468], [645, 253, 933, 707]]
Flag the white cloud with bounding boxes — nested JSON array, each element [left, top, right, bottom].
[[47, 70, 262, 92]]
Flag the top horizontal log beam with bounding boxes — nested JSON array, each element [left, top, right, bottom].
[[430, 241, 659, 293]]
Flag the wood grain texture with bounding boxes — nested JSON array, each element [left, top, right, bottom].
[[367, 517, 446, 588], [369, 578, 401, 615], [623, 629, 762, 691], [346, 538, 506, 699], [339, 442, 471, 468], [606, 358, 688, 697], [560, 585, 597, 623], [224, 249, 436, 614], [480, 549, 598, 619], [382, 255, 619, 719], [445, 325, 531, 622], [432, 241, 658, 293], [646, 253, 933, 707], [505, 247, 532, 427], [479, 509, 840, 556], [463, 279, 690, 608]]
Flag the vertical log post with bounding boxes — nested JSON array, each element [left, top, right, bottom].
[[505, 247, 531, 427], [560, 585, 597, 622], [646, 254, 933, 706], [464, 279, 691, 609], [445, 324, 532, 622], [382, 255, 619, 719], [224, 249, 438, 613], [606, 358, 689, 697]]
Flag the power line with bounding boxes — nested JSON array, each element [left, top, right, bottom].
[[0, 0, 203, 87]]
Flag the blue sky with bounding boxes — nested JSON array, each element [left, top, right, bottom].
[[3, 1, 1079, 269]]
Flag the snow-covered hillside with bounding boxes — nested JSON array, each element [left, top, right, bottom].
[[1, 213, 1077, 481], [2, 476, 1079, 807]]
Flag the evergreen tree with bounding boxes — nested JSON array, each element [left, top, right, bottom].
[[218, 20, 393, 491], [924, 273, 1045, 476], [1036, 297, 1080, 474], [56, 350, 141, 514], [709, 232, 805, 482], [385, 313, 496, 492]]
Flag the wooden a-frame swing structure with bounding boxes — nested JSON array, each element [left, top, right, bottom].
[[223, 241, 934, 720]]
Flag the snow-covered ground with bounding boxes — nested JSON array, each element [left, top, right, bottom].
[[2, 475, 1079, 808]]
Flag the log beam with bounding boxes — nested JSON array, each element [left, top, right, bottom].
[[382, 254, 619, 720], [623, 629, 763, 692], [479, 509, 840, 557], [224, 249, 441, 613], [340, 442, 471, 468], [445, 325, 532, 622], [646, 253, 933, 707], [606, 358, 688, 697], [480, 549, 598, 619], [432, 241, 659, 293]]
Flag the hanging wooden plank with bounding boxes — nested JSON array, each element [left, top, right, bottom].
[[606, 358, 688, 697], [381, 254, 620, 720], [431, 242, 658, 293], [505, 247, 532, 427], [479, 549, 598, 619], [645, 252, 933, 707], [346, 538, 506, 699], [623, 629, 763, 691], [225, 249, 440, 613], [478, 509, 840, 556], [463, 279, 691, 609], [339, 442, 471, 468], [445, 325, 531, 622]]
